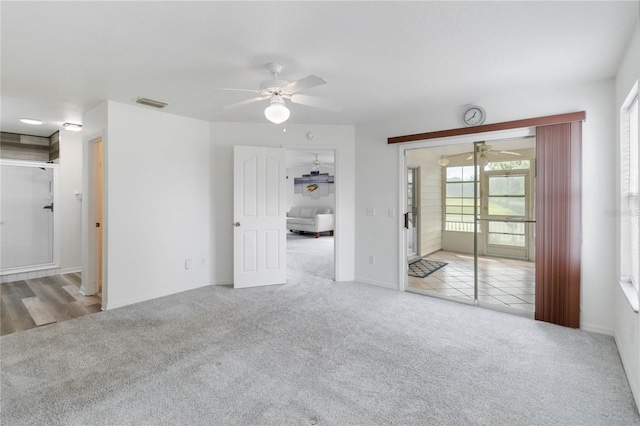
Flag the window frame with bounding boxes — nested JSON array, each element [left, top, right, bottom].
[[619, 81, 640, 312], [443, 165, 478, 232]]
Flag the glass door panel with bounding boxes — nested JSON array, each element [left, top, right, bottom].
[[406, 139, 536, 316], [407, 166, 419, 261], [0, 163, 55, 270], [474, 139, 536, 315]]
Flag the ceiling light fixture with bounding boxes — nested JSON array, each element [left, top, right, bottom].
[[63, 122, 83, 132], [20, 118, 44, 125], [477, 153, 490, 168], [438, 157, 450, 167], [264, 95, 290, 124], [135, 97, 168, 109]]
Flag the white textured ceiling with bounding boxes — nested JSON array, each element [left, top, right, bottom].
[[1, 1, 638, 138]]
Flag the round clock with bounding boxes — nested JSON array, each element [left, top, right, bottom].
[[462, 106, 486, 126]]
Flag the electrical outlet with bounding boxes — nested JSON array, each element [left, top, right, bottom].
[[201, 258, 206, 265], [369, 255, 375, 264], [388, 208, 395, 217], [185, 259, 192, 270], [366, 207, 375, 216]]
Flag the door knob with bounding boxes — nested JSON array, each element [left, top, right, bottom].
[[234, 222, 241, 227]]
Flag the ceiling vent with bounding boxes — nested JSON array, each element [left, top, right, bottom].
[[135, 97, 168, 109]]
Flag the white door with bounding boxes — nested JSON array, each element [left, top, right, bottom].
[[233, 145, 287, 288], [407, 166, 420, 262], [481, 170, 531, 260]]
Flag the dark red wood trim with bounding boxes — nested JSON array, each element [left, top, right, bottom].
[[387, 111, 586, 144], [534, 121, 581, 328]]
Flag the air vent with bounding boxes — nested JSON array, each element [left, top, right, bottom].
[[135, 97, 168, 109]]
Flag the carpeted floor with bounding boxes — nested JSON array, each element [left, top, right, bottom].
[[1, 235, 639, 425]]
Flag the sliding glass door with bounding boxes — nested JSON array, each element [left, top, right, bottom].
[[406, 138, 536, 316]]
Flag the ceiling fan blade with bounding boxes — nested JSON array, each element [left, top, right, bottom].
[[466, 154, 473, 161], [222, 96, 268, 110], [221, 88, 262, 94], [498, 150, 522, 156], [281, 75, 326, 94], [290, 94, 342, 112]]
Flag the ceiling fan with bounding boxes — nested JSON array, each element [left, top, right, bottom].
[[292, 153, 335, 171], [465, 143, 522, 166], [222, 63, 342, 124], [310, 154, 334, 171]]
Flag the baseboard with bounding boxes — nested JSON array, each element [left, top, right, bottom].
[[354, 276, 398, 290], [614, 331, 640, 414], [60, 267, 82, 274], [581, 322, 614, 336], [212, 279, 233, 286], [103, 281, 211, 310]]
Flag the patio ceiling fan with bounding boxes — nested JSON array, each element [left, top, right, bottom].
[[222, 62, 342, 124], [464, 143, 522, 167], [465, 143, 522, 161]]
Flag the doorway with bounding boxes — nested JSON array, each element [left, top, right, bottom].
[[81, 137, 104, 301], [406, 166, 420, 262], [285, 149, 336, 281], [404, 136, 536, 316]]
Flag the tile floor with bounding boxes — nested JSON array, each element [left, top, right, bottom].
[[408, 250, 535, 314]]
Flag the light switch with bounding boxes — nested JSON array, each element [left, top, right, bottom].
[[366, 207, 375, 216]]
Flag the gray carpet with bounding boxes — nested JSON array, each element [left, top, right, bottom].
[[2, 236, 639, 425]]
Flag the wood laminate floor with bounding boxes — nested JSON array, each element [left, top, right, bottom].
[[0, 273, 102, 336]]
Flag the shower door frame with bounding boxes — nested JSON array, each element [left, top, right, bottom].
[[0, 159, 61, 275]]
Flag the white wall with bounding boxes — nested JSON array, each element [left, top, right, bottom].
[[286, 165, 336, 210], [615, 22, 640, 412], [83, 101, 211, 309], [355, 78, 617, 333], [59, 130, 82, 273], [209, 122, 355, 284]]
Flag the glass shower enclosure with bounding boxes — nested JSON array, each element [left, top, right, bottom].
[[1, 160, 58, 275]]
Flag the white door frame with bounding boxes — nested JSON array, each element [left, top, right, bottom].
[[284, 147, 338, 281], [397, 128, 535, 292], [80, 135, 105, 303]]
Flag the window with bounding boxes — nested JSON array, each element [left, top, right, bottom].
[[444, 166, 478, 232], [620, 84, 639, 295], [485, 172, 528, 248]]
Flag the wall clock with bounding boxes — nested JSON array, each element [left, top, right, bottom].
[[462, 106, 486, 126]]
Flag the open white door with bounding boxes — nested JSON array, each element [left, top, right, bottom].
[[233, 145, 287, 288]]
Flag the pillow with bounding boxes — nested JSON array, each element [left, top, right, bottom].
[[288, 207, 302, 217], [299, 207, 315, 218]]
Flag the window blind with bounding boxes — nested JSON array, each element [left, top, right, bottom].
[[629, 97, 639, 291]]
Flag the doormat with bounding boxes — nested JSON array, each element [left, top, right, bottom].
[[408, 259, 448, 278]]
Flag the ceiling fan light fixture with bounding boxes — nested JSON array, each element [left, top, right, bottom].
[[264, 96, 290, 124], [438, 157, 450, 167], [477, 153, 490, 168]]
